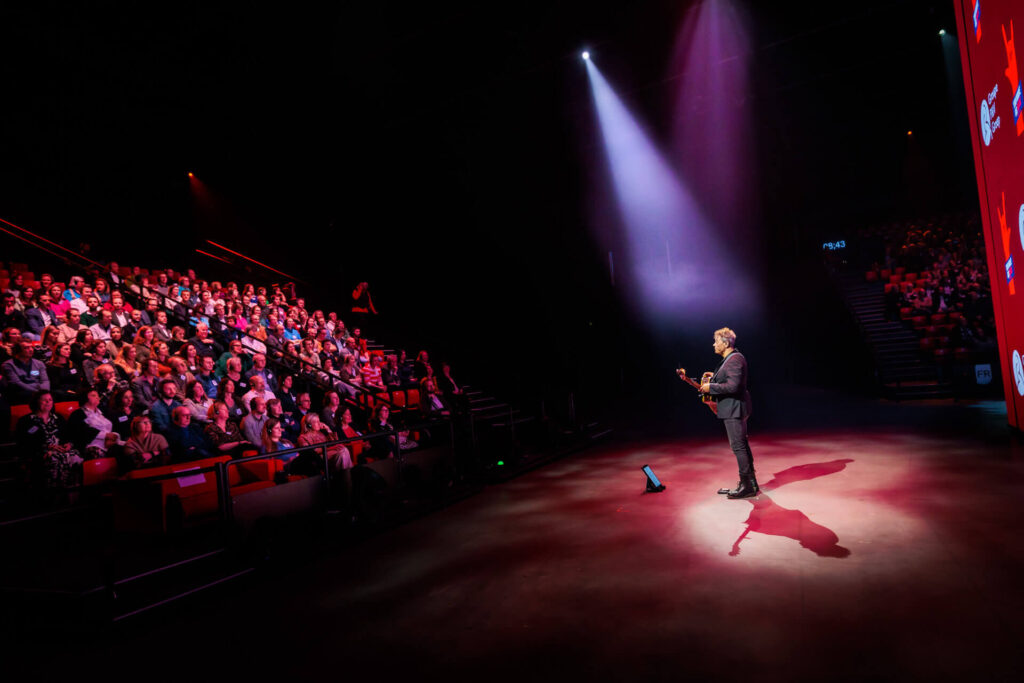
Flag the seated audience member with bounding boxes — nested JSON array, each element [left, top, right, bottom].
[[25, 293, 59, 340], [367, 403, 398, 461], [149, 378, 182, 434], [105, 324, 126, 359], [277, 374, 299, 416], [109, 293, 133, 330], [221, 356, 248, 394], [0, 328, 22, 365], [107, 388, 141, 442], [132, 326, 155, 364], [413, 350, 432, 382], [178, 341, 201, 375], [71, 288, 95, 317], [382, 355, 402, 389], [57, 309, 84, 345], [338, 354, 363, 396], [188, 322, 222, 359], [167, 326, 187, 355], [16, 390, 83, 490], [166, 406, 215, 462], [4, 273, 25, 299], [320, 390, 343, 432], [3, 341, 52, 403], [92, 363, 124, 407], [195, 355, 219, 398], [47, 284, 70, 318], [266, 398, 299, 444], [338, 407, 370, 463], [260, 418, 295, 462], [420, 377, 451, 418], [122, 416, 171, 471], [132, 358, 161, 410], [240, 396, 269, 447], [114, 344, 141, 382], [82, 340, 113, 384], [437, 361, 466, 403], [67, 388, 122, 458], [217, 377, 249, 422], [151, 310, 172, 342], [89, 309, 114, 341], [1, 292, 26, 333], [35, 326, 61, 362], [244, 353, 277, 392], [45, 343, 81, 400], [203, 401, 254, 456], [240, 374, 275, 408], [139, 297, 161, 327], [183, 379, 213, 424], [150, 341, 172, 375], [70, 328, 95, 367], [361, 353, 386, 391], [166, 356, 195, 400], [297, 413, 351, 473], [16, 286, 35, 313]]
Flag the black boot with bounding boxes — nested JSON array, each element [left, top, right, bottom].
[[748, 474, 759, 494], [727, 476, 757, 499], [718, 481, 739, 495]]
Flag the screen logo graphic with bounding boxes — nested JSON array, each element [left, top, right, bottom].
[[1004, 22, 1024, 135], [999, 192, 1016, 294], [973, 1, 982, 42], [1013, 350, 1024, 397]]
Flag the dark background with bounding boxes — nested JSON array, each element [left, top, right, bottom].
[[0, 1, 978, 422]]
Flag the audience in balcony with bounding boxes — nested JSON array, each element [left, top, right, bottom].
[[2, 256, 470, 503]]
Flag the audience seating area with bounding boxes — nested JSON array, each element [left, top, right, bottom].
[[859, 216, 998, 366], [1, 253, 464, 526]]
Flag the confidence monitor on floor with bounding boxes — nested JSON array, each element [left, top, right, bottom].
[[642, 464, 665, 493]]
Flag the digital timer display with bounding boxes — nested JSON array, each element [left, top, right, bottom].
[[822, 240, 847, 250]]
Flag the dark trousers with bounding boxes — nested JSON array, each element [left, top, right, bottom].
[[723, 417, 755, 478]]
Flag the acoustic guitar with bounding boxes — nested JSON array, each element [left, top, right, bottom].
[[676, 368, 718, 415]]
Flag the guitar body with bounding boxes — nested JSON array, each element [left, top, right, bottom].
[[676, 368, 718, 415]]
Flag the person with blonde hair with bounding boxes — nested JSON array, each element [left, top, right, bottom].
[[696, 327, 757, 499]]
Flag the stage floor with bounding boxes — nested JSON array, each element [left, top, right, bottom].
[[24, 394, 1024, 682]]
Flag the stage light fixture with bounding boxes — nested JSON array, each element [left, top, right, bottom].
[[581, 50, 590, 61], [188, 172, 194, 177], [938, 29, 946, 36]]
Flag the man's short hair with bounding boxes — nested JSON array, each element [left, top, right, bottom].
[[714, 327, 737, 349]]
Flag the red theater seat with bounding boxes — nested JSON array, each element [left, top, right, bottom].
[[54, 401, 78, 420], [83, 457, 119, 486], [865, 271, 878, 282], [10, 404, 32, 432]]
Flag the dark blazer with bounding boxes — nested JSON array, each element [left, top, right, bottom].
[[707, 351, 752, 420], [26, 307, 56, 336]]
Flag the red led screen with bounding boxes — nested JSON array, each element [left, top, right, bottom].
[[956, 0, 1024, 428]]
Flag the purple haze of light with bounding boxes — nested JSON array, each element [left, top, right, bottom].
[[670, 0, 758, 268], [585, 58, 757, 325]]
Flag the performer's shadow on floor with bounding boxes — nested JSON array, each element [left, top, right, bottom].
[[729, 459, 853, 559]]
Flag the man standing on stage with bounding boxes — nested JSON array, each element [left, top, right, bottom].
[[699, 327, 757, 499]]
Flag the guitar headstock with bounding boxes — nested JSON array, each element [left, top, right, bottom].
[[676, 368, 687, 378]]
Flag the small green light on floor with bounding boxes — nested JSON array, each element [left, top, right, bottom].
[[497, 461, 504, 466]]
